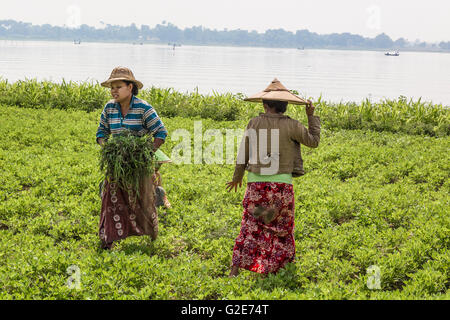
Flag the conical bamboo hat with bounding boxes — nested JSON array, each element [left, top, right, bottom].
[[244, 78, 308, 105]]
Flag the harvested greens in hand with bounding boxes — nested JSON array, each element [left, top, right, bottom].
[[99, 131, 155, 198]]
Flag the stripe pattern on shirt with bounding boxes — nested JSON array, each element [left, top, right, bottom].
[[96, 96, 167, 142]]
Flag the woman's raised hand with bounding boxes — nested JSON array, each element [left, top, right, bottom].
[[306, 100, 315, 116]]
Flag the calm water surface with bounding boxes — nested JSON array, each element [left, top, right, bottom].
[[1, 40, 449, 105]]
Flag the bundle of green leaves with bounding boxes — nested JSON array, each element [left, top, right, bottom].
[[99, 131, 155, 198]]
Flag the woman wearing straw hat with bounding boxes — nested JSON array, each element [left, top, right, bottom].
[[227, 78, 321, 276], [96, 66, 171, 249]]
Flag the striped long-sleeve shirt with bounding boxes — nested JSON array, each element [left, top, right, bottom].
[[96, 96, 168, 143]]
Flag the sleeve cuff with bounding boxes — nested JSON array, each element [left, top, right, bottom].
[[154, 131, 167, 140], [96, 133, 106, 144]]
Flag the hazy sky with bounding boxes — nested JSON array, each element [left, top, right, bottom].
[[1, 0, 449, 42]]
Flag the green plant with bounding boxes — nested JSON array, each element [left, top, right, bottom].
[[1, 79, 448, 136], [0, 88, 448, 300], [99, 131, 155, 198]]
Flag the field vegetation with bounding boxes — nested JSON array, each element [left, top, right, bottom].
[[0, 80, 448, 299], [1, 79, 448, 136]]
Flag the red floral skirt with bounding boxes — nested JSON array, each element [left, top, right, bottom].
[[232, 182, 295, 274]]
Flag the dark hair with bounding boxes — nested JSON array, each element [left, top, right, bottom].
[[124, 80, 139, 96], [263, 100, 288, 113]]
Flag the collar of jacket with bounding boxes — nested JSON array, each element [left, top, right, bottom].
[[258, 112, 290, 118]]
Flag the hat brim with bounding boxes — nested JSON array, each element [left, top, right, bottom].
[[244, 90, 308, 105], [101, 78, 144, 89]]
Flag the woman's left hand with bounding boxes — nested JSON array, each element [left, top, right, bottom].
[[226, 180, 242, 192]]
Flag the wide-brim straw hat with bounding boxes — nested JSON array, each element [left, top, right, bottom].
[[245, 78, 308, 105], [101, 66, 144, 89]]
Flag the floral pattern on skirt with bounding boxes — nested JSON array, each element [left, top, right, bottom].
[[232, 182, 295, 274], [99, 175, 158, 249]]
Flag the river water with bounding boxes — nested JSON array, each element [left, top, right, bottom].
[[1, 40, 449, 105]]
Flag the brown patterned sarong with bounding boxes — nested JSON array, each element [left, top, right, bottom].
[[99, 174, 158, 249]]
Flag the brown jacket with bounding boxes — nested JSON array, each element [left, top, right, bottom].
[[232, 113, 321, 182]]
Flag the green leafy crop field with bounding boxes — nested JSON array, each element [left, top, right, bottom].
[[0, 83, 449, 299]]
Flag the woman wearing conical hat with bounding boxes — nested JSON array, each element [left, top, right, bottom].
[[96, 66, 171, 249], [227, 78, 321, 276]]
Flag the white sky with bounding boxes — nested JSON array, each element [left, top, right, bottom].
[[1, 0, 449, 42]]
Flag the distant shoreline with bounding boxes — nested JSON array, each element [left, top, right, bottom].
[[1, 37, 449, 54]]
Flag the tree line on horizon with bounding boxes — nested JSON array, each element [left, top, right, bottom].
[[1, 19, 449, 51]]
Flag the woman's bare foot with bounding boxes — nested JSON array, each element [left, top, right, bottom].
[[229, 265, 239, 277]]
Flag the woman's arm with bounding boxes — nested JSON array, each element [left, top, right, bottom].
[[143, 105, 168, 149], [292, 100, 321, 148], [226, 120, 252, 192], [153, 137, 165, 151], [96, 106, 111, 145]]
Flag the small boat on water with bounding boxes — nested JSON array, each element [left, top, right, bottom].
[[385, 51, 399, 56]]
